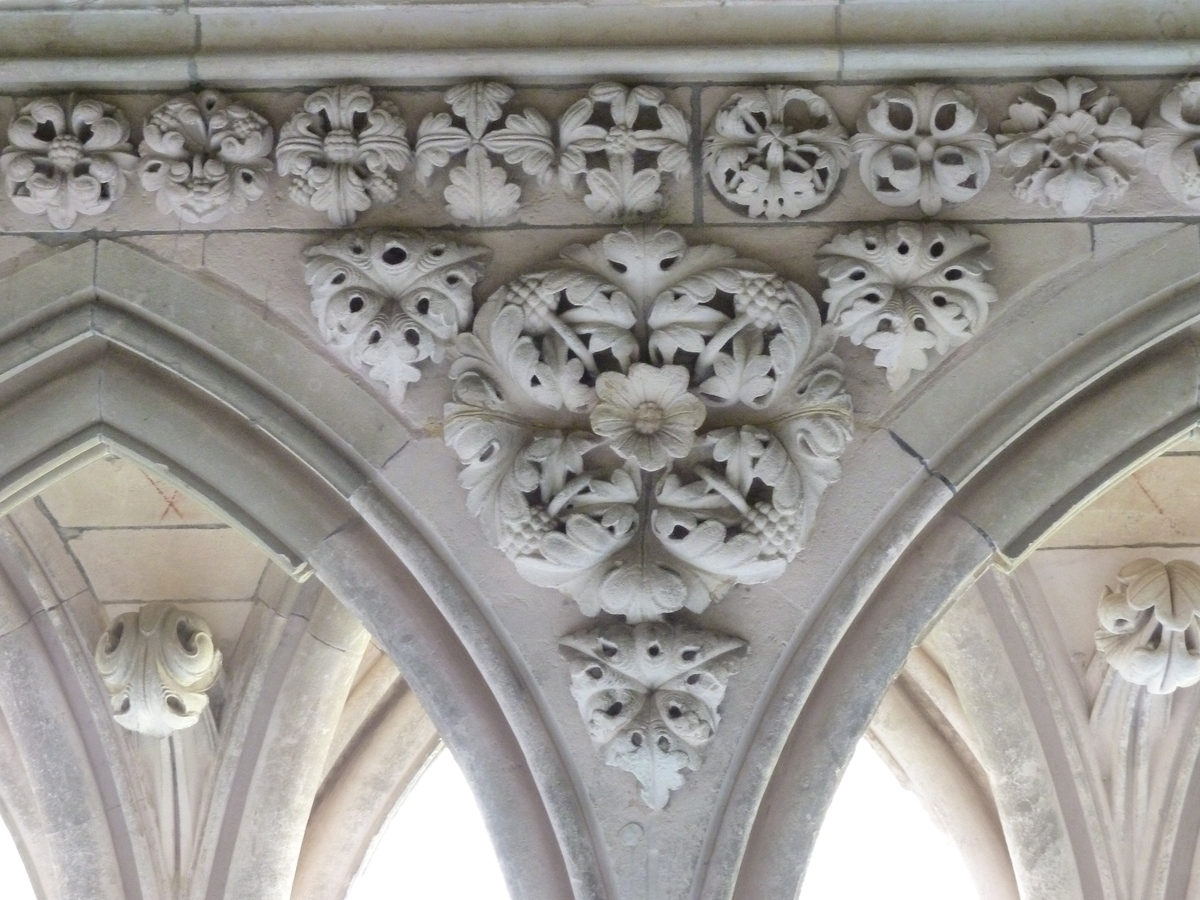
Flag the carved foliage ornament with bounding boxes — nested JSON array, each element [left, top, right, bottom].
[[1096, 558, 1200, 695], [997, 77, 1144, 216], [415, 82, 555, 225], [558, 83, 691, 219], [703, 86, 849, 220], [1145, 78, 1200, 209], [305, 231, 490, 402], [562, 621, 744, 809], [852, 83, 994, 215], [445, 228, 853, 622], [95, 602, 222, 739], [138, 90, 274, 224], [818, 223, 997, 389], [277, 85, 411, 226], [1, 95, 137, 228]]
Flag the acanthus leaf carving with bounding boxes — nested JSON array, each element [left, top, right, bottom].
[[1144, 78, 1200, 209], [818, 222, 997, 389], [1096, 558, 1200, 695], [305, 231, 490, 402], [703, 86, 850, 220], [445, 228, 853, 622], [138, 90, 274, 224], [1, 95, 138, 228], [851, 83, 994, 216], [95, 601, 222, 740], [277, 85, 411, 226], [996, 77, 1144, 216], [561, 620, 744, 809], [414, 82, 555, 225], [558, 84, 691, 219]]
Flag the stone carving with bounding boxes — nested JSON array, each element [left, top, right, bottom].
[[137, 91, 274, 224], [445, 228, 853, 622], [94, 602, 222, 739], [305, 231, 490, 401], [818, 222, 997, 389], [1096, 558, 1200, 695], [0, 96, 137, 228], [851, 84, 994, 215], [558, 83, 690, 219], [414, 82, 555, 224], [1145, 78, 1200, 209], [996, 77, 1144, 216], [703, 86, 849, 220], [277, 85, 411, 226], [562, 621, 744, 809]]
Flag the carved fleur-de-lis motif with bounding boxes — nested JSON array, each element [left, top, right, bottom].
[[95, 602, 222, 740], [414, 82, 555, 224], [305, 231, 490, 402], [562, 621, 744, 809], [445, 228, 852, 622], [818, 223, 997, 389], [0, 96, 138, 229], [277, 85, 411, 226], [996, 77, 1144, 216], [138, 90, 274, 224], [557, 83, 691, 219], [1145, 78, 1200, 209], [851, 83, 995, 216], [703, 86, 850, 220]]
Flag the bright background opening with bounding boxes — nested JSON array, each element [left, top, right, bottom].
[[0, 810, 36, 900]]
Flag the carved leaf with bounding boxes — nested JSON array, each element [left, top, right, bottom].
[[1145, 77, 1200, 209], [444, 145, 522, 224]]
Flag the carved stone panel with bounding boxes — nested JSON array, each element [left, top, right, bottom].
[[561, 621, 744, 809], [1145, 78, 1200, 210], [445, 228, 852, 622]]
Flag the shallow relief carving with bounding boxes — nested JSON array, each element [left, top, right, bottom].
[[562, 621, 744, 809], [818, 222, 997, 389], [444, 228, 853, 623], [305, 231, 490, 402], [95, 601, 223, 739], [1145, 78, 1200, 210]]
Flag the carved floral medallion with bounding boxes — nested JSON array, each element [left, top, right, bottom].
[[445, 228, 853, 622], [1145, 78, 1200, 210]]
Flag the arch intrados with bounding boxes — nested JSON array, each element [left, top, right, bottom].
[[0, 245, 599, 900]]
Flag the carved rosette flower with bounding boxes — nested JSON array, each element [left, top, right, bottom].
[[277, 85, 411, 226], [558, 83, 691, 219], [1145, 78, 1200, 209], [562, 621, 744, 809], [94, 602, 222, 739], [818, 223, 997, 389], [445, 228, 853, 622], [0, 96, 137, 228], [304, 232, 490, 402], [1096, 559, 1200, 695], [851, 84, 994, 216], [138, 91, 274, 224], [702, 86, 850, 220], [996, 77, 1144, 216], [414, 82, 555, 224]]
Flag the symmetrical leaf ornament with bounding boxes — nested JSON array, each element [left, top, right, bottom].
[[1096, 558, 1200, 695], [558, 83, 691, 218], [818, 223, 997, 389], [703, 86, 850, 220], [95, 602, 222, 740], [138, 90, 274, 224], [996, 77, 1144, 216], [851, 83, 994, 215], [562, 621, 744, 809], [415, 82, 555, 224], [305, 231, 490, 401], [445, 228, 853, 622], [1145, 78, 1200, 209], [277, 85, 411, 226], [0, 96, 137, 228]]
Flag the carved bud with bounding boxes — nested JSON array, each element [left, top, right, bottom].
[[95, 602, 222, 739], [1096, 558, 1200, 695]]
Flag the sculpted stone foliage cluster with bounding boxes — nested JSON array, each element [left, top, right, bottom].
[[95, 601, 223, 739]]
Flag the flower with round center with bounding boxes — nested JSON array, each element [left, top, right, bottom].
[[47, 135, 84, 168], [590, 363, 706, 471], [1046, 110, 1099, 161]]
